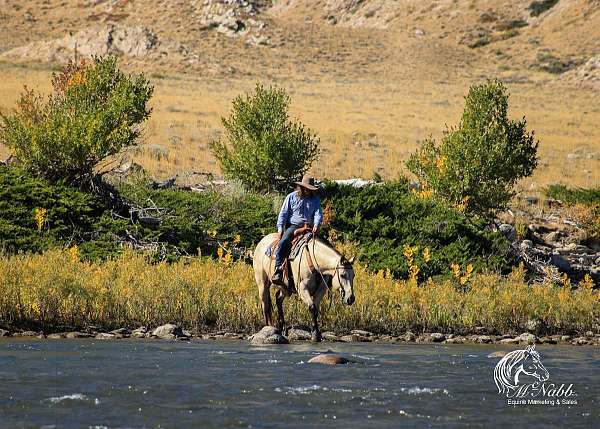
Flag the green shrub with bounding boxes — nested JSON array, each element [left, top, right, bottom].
[[406, 79, 538, 218], [0, 165, 111, 254], [210, 83, 320, 192], [321, 181, 512, 279], [545, 184, 600, 206], [1, 165, 513, 278], [0, 57, 153, 183]]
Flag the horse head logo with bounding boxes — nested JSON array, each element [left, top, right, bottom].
[[494, 345, 550, 395]]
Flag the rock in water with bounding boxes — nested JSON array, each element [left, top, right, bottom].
[[488, 351, 509, 358], [308, 354, 351, 365], [151, 324, 188, 340], [250, 326, 289, 345]]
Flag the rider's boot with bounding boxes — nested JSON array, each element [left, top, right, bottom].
[[272, 266, 284, 286]]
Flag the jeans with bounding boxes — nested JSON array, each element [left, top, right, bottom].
[[275, 224, 301, 268]]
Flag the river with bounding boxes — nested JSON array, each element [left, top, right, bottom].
[[0, 339, 597, 428]]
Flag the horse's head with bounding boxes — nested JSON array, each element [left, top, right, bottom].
[[332, 256, 355, 306], [519, 345, 549, 383]]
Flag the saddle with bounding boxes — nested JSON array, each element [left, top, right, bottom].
[[266, 227, 315, 292]]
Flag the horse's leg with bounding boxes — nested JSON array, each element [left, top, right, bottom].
[[310, 302, 322, 343], [256, 271, 273, 327], [310, 282, 327, 343], [275, 289, 285, 332]]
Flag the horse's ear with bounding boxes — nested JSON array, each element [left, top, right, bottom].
[[526, 345, 534, 352]]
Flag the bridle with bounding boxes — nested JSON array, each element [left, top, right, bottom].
[[310, 236, 353, 297]]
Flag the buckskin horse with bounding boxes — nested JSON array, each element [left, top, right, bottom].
[[253, 231, 355, 342]]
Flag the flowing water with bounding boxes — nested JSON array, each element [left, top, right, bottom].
[[0, 339, 597, 428]]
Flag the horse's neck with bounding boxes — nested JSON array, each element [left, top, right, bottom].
[[311, 239, 341, 271]]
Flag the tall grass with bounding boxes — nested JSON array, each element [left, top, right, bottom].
[[0, 250, 597, 335]]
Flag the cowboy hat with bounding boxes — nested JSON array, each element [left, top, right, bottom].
[[294, 175, 319, 191]]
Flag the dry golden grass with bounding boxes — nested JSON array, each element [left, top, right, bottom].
[[0, 1, 599, 188], [1, 61, 598, 188], [0, 249, 598, 335]]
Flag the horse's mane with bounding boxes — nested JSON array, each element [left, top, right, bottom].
[[494, 349, 528, 394]]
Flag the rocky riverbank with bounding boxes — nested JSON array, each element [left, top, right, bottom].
[[1, 324, 598, 347]]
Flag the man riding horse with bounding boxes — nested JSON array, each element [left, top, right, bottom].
[[271, 175, 323, 286], [253, 175, 354, 341]]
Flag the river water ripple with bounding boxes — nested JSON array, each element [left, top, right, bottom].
[[0, 339, 597, 428]]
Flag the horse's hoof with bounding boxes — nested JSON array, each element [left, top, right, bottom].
[[311, 331, 322, 343]]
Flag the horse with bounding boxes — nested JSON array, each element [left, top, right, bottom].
[[494, 345, 550, 394], [253, 232, 355, 342]]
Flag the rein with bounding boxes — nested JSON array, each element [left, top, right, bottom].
[[310, 237, 349, 309]]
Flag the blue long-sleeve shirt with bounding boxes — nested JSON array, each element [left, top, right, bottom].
[[277, 192, 323, 232]]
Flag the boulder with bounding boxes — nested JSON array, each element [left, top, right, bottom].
[[403, 331, 416, 342], [445, 336, 465, 344], [16, 330, 39, 337], [95, 333, 116, 340], [340, 334, 371, 342], [65, 332, 92, 339], [151, 324, 189, 340], [250, 326, 289, 345], [131, 326, 149, 338], [0, 329, 11, 337], [572, 337, 591, 346], [499, 224, 517, 241], [350, 329, 375, 337], [308, 353, 352, 365], [321, 331, 341, 342], [471, 335, 493, 344], [516, 332, 537, 344], [47, 333, 66, 339], [287, 328, 312, 341], [429, 333, 446, 342], [520, 240, 533, 250]]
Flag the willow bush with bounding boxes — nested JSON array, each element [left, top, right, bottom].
[[407, 80, 538, 218], [0, 56, 153, 183], [210, 84, 320, 192]]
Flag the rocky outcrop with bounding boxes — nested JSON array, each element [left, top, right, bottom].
[[498, 199, 600, 284], [0, 25, 187, 64], [194, 0, 271, 45], [563, 55, 600, 89]]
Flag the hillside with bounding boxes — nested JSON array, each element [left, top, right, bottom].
[[0, 0, 599, 185]]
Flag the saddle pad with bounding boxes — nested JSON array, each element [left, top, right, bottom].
[[265, 233, 312, 260]]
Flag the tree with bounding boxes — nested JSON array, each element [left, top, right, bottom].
[[0, 56, 153, 183], [210, 84, 320, 192], [406, 79, 538, 218]]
